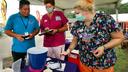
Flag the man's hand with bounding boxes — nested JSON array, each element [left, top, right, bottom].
[[15, 34, 24, 42], [28, 34, 33, 39]]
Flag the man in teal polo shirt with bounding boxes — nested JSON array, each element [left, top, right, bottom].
[[4, 0, 39, 68]]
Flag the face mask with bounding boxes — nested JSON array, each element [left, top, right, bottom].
[[46, 7, 54, 13], [75, 14, 86, 21]]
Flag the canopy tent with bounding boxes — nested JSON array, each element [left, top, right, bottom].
[[27, 0, 121, 21], [27, 0, 121, 10]]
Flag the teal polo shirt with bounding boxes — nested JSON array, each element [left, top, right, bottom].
[[4, 13, 39, 53]]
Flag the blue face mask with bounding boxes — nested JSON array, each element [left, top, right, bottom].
[[75, 14, 86, 21], [46, 7, 54, 13]]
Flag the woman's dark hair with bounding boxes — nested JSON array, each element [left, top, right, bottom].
[[19, 0, 30, 9], [44, 0, 55, 6]]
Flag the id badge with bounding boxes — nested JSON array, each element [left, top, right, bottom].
[[24, 32, 29, 36], [55, 16, 61, 21]]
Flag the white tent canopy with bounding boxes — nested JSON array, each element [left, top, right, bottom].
[[27, 0, 122, 21], [28, 0, 121, 10]]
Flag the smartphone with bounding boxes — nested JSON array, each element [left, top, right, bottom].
[[22, 35, 29, 39]]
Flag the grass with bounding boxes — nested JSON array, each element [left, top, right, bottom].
[[3, 57, 13, 68], [114, 46, 128, 72], [0, 31, 3, 37]]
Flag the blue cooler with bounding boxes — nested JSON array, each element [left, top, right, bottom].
[[27, 47, 48, 71]]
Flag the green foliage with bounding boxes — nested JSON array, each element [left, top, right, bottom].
[[97, 8, 115, 14], [66, 3, 128, 17], [97, 3, 128, 14], [118, 3, 128, 13], [66, 12, 76, 19], [0, 26, 4, 37], [0, 30, 3, 37], [0, 31, 2, 36]]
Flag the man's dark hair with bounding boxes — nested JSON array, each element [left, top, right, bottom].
[[19, 0, 30, 9], [44, 0, 55, 6]]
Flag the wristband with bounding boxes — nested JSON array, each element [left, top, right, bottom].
[[103, 45, 106, 50]]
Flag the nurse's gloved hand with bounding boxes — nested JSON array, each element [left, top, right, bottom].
[[60, 49, 71, 56], [44, 29, 53, 35], [45, 27, 49, 30], [16, 34, 24, 42], [50, 29, 58, 35], [43, 28, 53, 35]]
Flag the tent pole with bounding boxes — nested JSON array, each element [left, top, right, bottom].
[[115, 2, 119, 22], [115, 8, 119, 22]]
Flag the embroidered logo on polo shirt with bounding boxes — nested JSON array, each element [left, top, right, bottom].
[[55, 16, 61, 21]]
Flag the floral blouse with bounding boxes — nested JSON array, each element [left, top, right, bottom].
[[71, 13, 121, 69]]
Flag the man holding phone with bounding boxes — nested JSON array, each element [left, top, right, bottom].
[[4, 0, 39, 68]]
